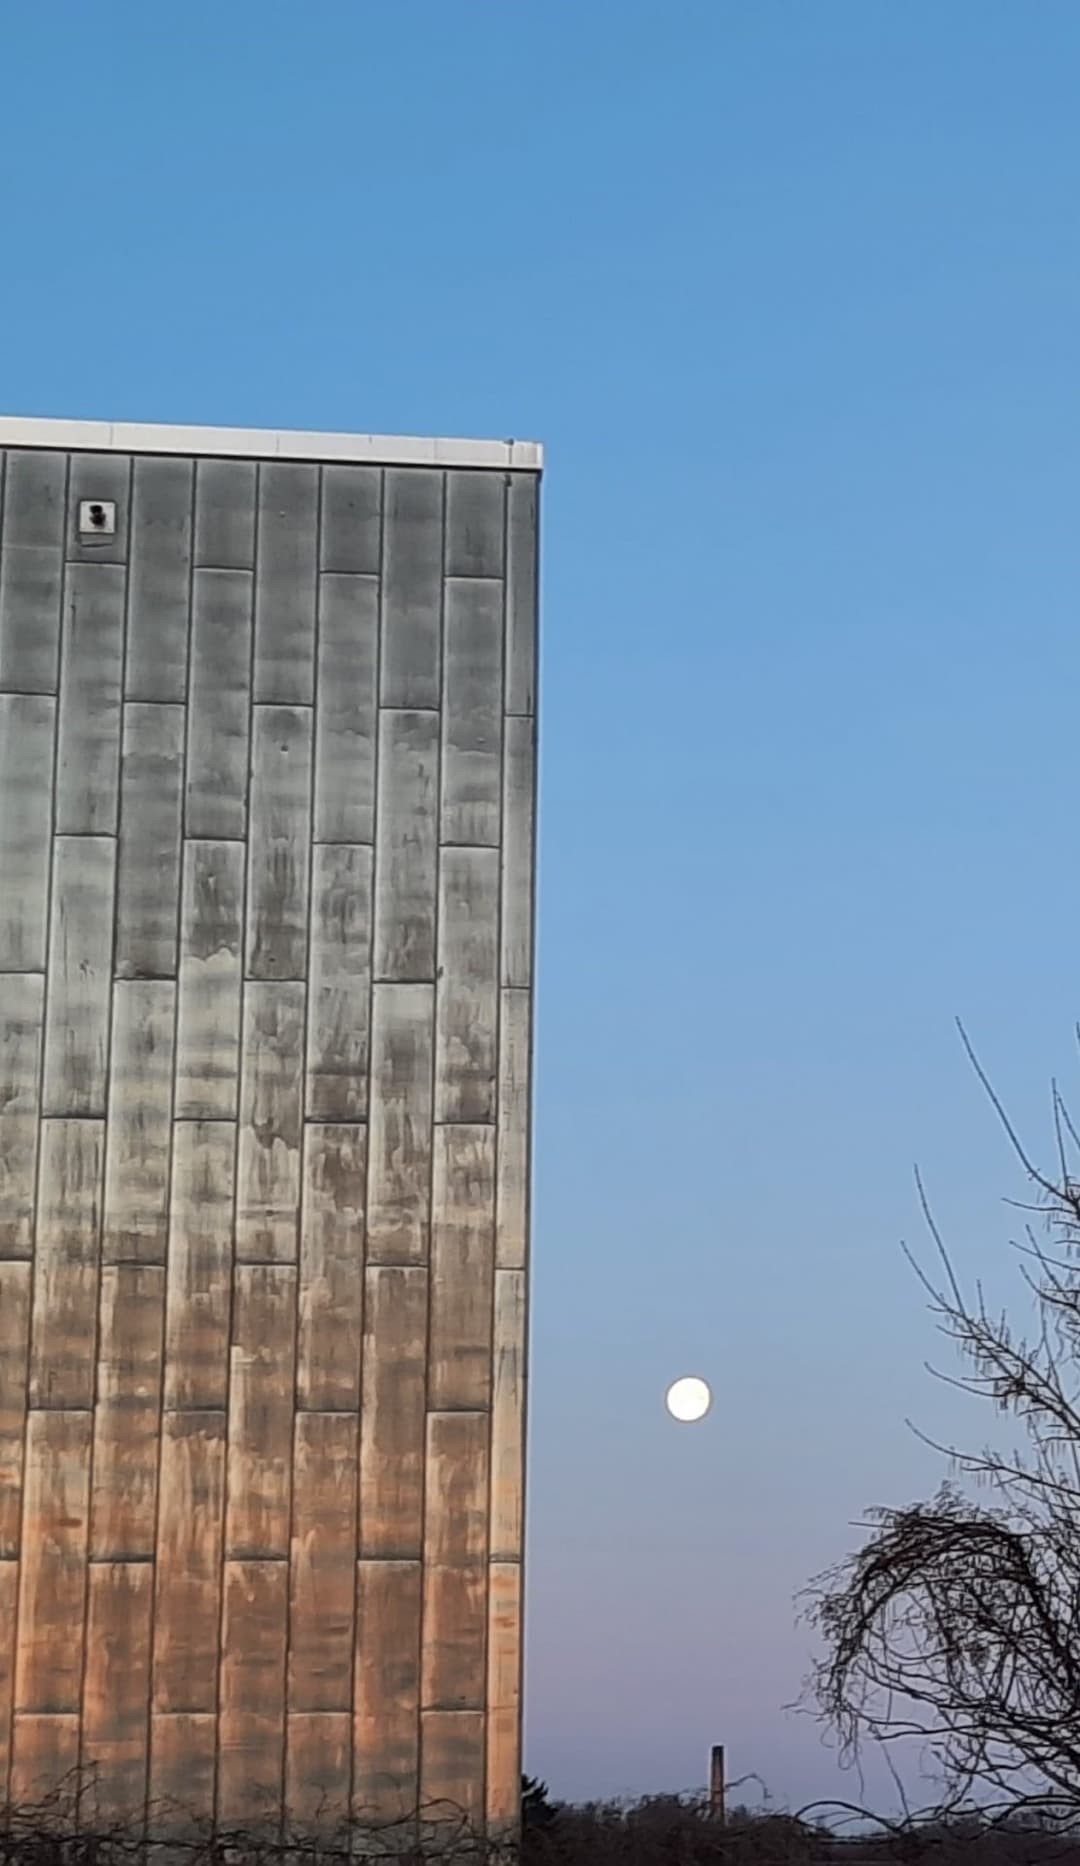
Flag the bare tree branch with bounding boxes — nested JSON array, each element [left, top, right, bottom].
[[802, 1035, 1080, 1811]]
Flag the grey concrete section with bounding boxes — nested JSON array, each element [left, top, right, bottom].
[[0, 427, 540, 1836]]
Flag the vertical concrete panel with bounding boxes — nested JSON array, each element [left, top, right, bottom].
[[55, 562, 125, 835], [381, 469, 443, 708], [115, 702, 185, 979], [288, 1411, 357, 1712], [175, 839, 244, 1119], [429, 1126, 495, 1410], [254, 461, 318, 704], [15, 1410, 92, 1712], [186, 568, 252, 839], [0, 694, 55, 970], [306, 844, 372, 1120], [374, 710, 439, 982], [149, 1714, 216, 1833], [42, 836, 115, 1118], [441, 578, 503, 848], [164, 1120, 235, 1412], [90, 1264, 164, 1560], [10, 1714, 80, 1811], [420, 1711, 485, 1830], [0, 974, 43, 1258], [0, 1561, 16, 1803], [490, 1270, 527, 1564], [226, 1264, 297, 1559], [314, 574, 378, 844], [298, 1124, 365, 1411], [501, 713, 535, 987], [0, 695, 54, 973], [194, 457, 256, 570], [246, 704, 313, 980], [367, 983, 434, 1265], [253, 462, 317, 701], [353, 1559, 422, 1826], [0, 1262, 31, 1557], [102, 979, 175, 1265], [236, 981, 305, 1262], [29, 1119, 105, 1409], [445, 470, 504, 580], [485, 1562, 522, 1833], [421, 1413, 488, 1714], [152, 1411, 226, 1714], [434, 847, 498, 1124], [0, 450, 66, 693], [218, 1559, 288, 1826], [81, 1561, 154, 1823], [495, 988, 531, 1270], [126, 454, 194, 703], [285, 1712, 351, 1831], [320, 463, 381, 575], [359, 1266, 427, 1560], [505, 473, 538, 716]]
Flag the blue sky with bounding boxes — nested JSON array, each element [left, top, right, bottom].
[[5, 0, 1080, 1813]]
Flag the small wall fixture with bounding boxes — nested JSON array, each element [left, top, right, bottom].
[[77, 499, 116, 537]]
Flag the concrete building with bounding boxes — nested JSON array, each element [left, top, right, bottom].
[[0, 417, 540, 1837]]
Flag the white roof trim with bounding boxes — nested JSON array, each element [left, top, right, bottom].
[[0, 415, 543, 472]]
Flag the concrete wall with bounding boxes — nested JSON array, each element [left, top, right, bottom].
[[0, 432, 538, 1836]]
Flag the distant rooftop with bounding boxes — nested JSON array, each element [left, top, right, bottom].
[[0, 414, 543, 473]]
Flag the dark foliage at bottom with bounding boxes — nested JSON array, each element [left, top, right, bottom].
[[8, 1783, 1080, 1866]]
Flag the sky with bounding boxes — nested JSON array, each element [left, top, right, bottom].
[[4, 0, 1080, 1816]]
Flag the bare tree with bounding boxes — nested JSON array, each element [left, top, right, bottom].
[[804, 1028, 1080, 1818]]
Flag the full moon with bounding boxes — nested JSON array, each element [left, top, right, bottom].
[[665, 1376, 712, 1423]]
